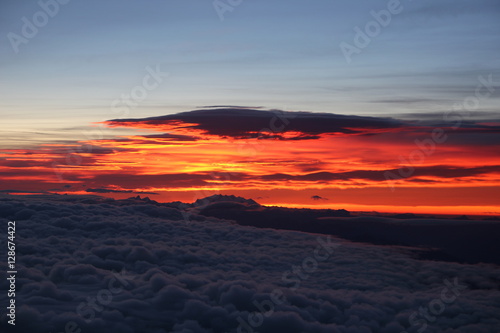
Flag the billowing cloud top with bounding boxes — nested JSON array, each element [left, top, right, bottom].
[[1, 195, 499, 332]]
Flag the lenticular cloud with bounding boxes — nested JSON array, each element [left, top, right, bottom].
[[0, 195, 499, 333]]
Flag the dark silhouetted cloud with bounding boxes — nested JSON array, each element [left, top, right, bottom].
[[85, 188, 159, 195], [106, 108, 405, 139], [311, 195, 328, 201]]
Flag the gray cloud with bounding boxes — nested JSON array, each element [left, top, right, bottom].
[[85, 188, 159, 195], [106, 108, 405, 140], [0, 195, 499, 333]]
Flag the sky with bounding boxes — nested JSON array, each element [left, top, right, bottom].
[[1, 0, 500, 215]]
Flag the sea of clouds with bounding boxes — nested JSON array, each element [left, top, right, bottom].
[[0, 195, 499, 333]]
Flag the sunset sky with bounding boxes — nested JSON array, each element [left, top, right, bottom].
[[1, 0, 500, 215]]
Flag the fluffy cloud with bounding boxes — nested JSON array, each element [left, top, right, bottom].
[[0, 194, 499, 332]]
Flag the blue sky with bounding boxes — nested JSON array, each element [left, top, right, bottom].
[[1, 0, 499, 146]]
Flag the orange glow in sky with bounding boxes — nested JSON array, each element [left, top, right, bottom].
[[1, 109, 499, 216]]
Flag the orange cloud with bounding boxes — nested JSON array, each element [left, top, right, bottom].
[[1, 108, 499, 215]]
